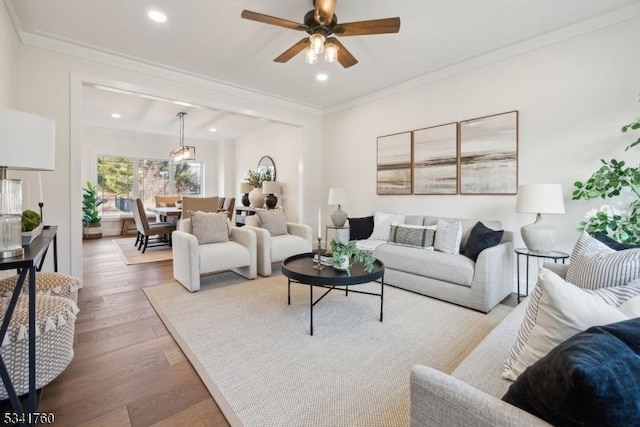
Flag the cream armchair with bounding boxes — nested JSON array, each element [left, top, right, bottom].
[[244, 215, 312, 276], [172, 218, 256, 292]]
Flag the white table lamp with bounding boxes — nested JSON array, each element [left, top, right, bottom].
[[0, 110, 56, 258], [328, 188, 349, 227], [516, 183, 565, 253]]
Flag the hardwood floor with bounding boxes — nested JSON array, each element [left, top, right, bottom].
[[39, 236, 230, 426]]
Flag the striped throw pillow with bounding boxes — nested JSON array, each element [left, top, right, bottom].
[[566, 233, 640, 290], [503, 268, 640, 381], [388, 224, 436, 249], [433, 219, 463, 254], [369, 212, 406, 241]]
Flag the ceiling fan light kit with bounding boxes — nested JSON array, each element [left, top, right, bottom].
[[241, 0, 400, 69]]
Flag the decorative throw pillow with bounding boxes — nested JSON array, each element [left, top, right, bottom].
[[256, 209, 288, 236], [594, 231, 640, 251], [503, 318, 640, 426], [190, 212, 230, 245], [502, 268, 640, 381], [566, 233, 640, 290], [433, 219, 463, 254], [369, 211, 406, 241], [388, 224, 436, 249], [348, 216, 374, 241], [462, 221, 504, 262]]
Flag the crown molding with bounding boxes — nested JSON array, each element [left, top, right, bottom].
[[14, 29, 323, 117], [324, 3, 640, 115]]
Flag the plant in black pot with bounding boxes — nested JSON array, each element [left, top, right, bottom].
[[330, 239, 375, 276], [82, 181, 103, 240]]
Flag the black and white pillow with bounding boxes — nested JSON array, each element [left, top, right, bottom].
[[502, 268, 640, 381], [433, 219, 462, 254], [388, 224, 436, 249], [566, 233, 640, 290], [369, 211, 405, 241]]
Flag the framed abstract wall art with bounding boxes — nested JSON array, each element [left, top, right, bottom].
[[459, 111, 518, 195], [377, 132, 412, 195], [412, 122, 458, 194]]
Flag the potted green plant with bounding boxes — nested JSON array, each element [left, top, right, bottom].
[[21, 209, 43, 245], [82, 181, 103, 240], [329, 239, 376, 276], [245, 168, 273, 208], [572, 108, 640, 244]]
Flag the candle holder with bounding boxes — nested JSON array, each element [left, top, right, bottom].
[[312, 237, 325, 270]]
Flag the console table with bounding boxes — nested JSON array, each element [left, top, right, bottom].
[[0, 226, 57, 425]]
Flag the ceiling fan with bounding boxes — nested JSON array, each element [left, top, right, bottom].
[[241, 0, 400, 68]]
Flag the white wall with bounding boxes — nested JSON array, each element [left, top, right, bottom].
[[323, 17, 640, 263], [16, 44, 322, 278], [0, 3, 18, 108], [235, 125, 304, 222]]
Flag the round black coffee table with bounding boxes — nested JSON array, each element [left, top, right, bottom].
[[281, 252, 385, 336]]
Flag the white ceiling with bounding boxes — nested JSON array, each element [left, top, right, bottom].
[[81, 84, 282, 141], [5, 0, 640, 140], [8, 0, 640, 110]]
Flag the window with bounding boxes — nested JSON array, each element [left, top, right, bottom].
[[97, 155, 203, 213]]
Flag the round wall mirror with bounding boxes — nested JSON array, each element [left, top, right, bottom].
[[257, 156, 276, 181]]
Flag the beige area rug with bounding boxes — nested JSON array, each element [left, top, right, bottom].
[[112, 238, 172, 265], [144, 273, 512, 427]]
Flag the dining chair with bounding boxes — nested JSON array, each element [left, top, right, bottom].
[[132, 198, 176, 253], [181, 196, 219, 220], [219, 197, 235, 219]]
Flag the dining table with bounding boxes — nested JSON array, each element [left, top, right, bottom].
[[147, 206, 182, 222]]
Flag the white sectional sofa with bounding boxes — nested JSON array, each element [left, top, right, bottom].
[[357, 215, 513, 313], [408, 263, 571, 426]]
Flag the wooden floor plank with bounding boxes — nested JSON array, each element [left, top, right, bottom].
[[37, 237, 230, 426]]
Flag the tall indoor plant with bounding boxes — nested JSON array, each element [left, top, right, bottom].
[[572, 108, 640, 243], [82, 181, 103, 240]]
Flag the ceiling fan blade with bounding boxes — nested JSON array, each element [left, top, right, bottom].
[[314, 0, 337, 25], [274, 38, 311, 63], [241, 10, 309, 31], [333, 17, 401, 36], [327, 37, 358, 68]]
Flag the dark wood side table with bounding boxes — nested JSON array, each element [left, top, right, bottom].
[[515, 247, 569, 303], [282, 253, 384, 336], [0, 226, 57, 426]]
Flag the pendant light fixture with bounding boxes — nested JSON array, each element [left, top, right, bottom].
[[170, 112, 195, 163]]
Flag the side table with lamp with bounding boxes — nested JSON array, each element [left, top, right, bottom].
[[0, 109, 56, 423], [515, 183, 566, 302]]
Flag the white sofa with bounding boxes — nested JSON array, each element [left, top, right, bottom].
[[172, 219, 257, 292], [408, 263, 570, 426], [244, 216, 312, 276], [357, 215, 513, 313]]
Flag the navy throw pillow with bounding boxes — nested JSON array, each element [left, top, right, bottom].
[[348, 216, 374, 241], [594, 231, 640, 251], [502, 317, 640, 427], [462, 221, 503, 262]]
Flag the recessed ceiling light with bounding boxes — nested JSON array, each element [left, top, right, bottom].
[[316, 73, 328, 82], [148, 10, 167, 23], [111, 113, 121, 119], [174, 101, 192, 107], [209, 128, 217, 132]]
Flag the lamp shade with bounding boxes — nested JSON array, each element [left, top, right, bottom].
[[328, 188, 349, 205], [262, 181, 279, 195], [240, 182, 252, 194], [0, 110, 55, 170], [516, 184, 565, 214]]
